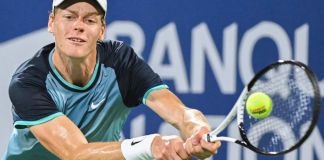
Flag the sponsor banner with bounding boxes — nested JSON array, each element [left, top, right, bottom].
[[0, 1, 323, 159]]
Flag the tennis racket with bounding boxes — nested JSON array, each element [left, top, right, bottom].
[[203, 60, 321, 155]]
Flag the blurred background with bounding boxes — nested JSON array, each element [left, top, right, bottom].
[[0, 0, 323, 159]]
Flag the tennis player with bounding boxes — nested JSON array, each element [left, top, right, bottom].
[[3, 0, 220, 159]]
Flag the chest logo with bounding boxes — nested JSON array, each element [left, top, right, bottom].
[[90, 98, 106, 110]]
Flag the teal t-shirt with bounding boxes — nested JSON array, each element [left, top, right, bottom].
[[3, 41, 167, 160]]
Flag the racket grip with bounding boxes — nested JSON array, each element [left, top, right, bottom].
[[203, 134, 237, 143], [203, 133, 220, 142], [202, 133, 211, 142]]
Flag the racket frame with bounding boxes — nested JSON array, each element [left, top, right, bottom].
[[204, 60, 321, 156]]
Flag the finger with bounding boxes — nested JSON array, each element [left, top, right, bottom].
[[165, 140, 174, 160], [191, 143, 219, 159], [177, 150, 190, 160], [168, 141, 183, 160], [194, 147, 215, 159], [159, 139, 171, 160], [186, 139, 209, 158], [191, 145, 212, 159], [175, 144, 190, 160], [185, 141, 194, 156], [192, 141, 218, 159], [192, 126, 210, 146], [171, 152, 182, 160], [200, 139, 221, 154], [192, 144, 204, 154], [191, 134, 201, 146], [151, 136, 163, 159]]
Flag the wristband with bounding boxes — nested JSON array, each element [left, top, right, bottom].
[[121, 134, 159, 160]]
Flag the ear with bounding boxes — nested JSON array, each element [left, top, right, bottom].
[[99, 21, 106, 41], [48, 13, 55, 33]]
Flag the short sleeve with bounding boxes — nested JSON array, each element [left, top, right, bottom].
[[9, 73, 62, 129], [111, 42, 167, 107]]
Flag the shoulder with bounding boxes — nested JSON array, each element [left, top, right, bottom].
[[11, 43, 54, 87], [97, 40, 138, 67], [97, 40, 126, 54]]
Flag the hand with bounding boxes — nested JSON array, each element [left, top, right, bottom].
[[184, 127, 221, 159], [151, 135, 190, 160]]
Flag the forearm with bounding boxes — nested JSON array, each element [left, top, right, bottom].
[[30, 116, 125, 160], [71, 142, 124, 160], [146, 89, 211, 139]]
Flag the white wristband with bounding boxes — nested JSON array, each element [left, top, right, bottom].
[[121, 134, 159, 160]]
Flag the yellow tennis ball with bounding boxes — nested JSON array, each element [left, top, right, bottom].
[[246, 92, 273, 119]]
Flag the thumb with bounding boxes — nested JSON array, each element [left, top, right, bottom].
[[191, 132, 203, 146], [192, 127, 210, 146]]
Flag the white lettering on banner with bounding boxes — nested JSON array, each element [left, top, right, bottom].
[[239, 21, 293, 84], [293, 24, 324, 96], [148, 23, 190, 93], [191, 23, 237, 94], [106, 21, 145, 58], [320, 81, 324, 97], [227, 121, 241, 160], [105, 21, 324, 97], [301, 125, 324, 160], [131, 114, 145, 137], [294, 24, 309, 64]]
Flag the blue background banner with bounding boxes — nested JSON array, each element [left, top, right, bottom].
[[0, 0, 323, 159]]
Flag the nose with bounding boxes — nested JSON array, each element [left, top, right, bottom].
[[73, 18, 85, 32], [74, 27, 84, 32]]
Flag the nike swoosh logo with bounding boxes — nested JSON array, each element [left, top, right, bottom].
[[90, 98, 106, 110], [131, 139, 144, 146]]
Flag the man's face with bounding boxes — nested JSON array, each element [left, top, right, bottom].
[[48, 1, 105, 59]]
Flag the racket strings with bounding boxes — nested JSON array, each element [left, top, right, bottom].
[[243, 64, 315, 153]]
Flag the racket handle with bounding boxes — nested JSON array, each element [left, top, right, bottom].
[[203, 133, 211, 142], [203, 133, 237, 143]]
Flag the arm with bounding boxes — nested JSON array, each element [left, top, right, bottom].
[[30, 115, 124, 160], [30, 115, 190, 160], [145, 88, 221, 159], [145, 88, 210, 139]]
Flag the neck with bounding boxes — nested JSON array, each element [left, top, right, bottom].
[[52, 50, 97, 87]]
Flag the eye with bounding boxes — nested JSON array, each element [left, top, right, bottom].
[[87, 19, 95, 23], [85, 17, 98, 24], [63, 15, 76, 21]]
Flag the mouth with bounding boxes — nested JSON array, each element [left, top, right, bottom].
[[67, 37, 86, 43]]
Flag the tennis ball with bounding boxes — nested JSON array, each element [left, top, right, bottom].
[[246, 92, 273, 119]]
